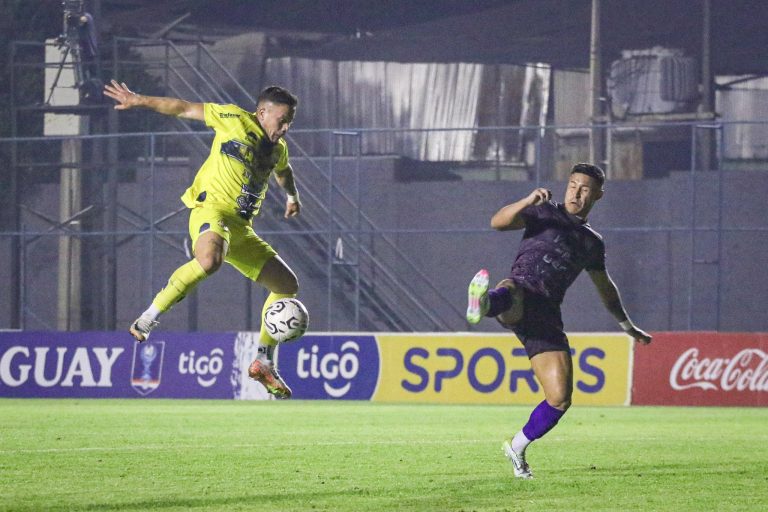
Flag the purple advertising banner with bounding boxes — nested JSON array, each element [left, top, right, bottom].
[[0, 332, 238, 398], [276, 335, 380, 400]]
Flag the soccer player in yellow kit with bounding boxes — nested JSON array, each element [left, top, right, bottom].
[[103, 80, 300, 398]]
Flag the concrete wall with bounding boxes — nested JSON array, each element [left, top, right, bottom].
[[300, 157, 768, 333], [2, 156, 767, 334]]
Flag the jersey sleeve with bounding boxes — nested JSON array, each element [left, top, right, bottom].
[[203, 103, 245, 131], [273, 141, 290, 174], [584, 237, 607, 272], [519, 201, 552, 227]]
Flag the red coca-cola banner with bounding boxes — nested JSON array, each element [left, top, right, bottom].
[[632, 332, 768, 406]]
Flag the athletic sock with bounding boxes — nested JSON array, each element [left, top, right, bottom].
[[140, 303, 162, 322], [486, 286, 513, 317], [256, 344, 276, 362], [521, 399, 566, 442], [259, 292, 296, 346], [151, 259, 208, 313], [511, 430, 532, 455]]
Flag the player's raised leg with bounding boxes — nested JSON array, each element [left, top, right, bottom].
[[503, 350, 572, 478], [493, 278, 523, 328], [248, 255, 299, 399], [130, 230, 225, 342], [466, 270, 521, 325]]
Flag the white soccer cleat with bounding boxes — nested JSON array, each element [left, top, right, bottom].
[[466, 269, 490, 324], [129, 316, 159, 343], [502, 440, 533, 479]]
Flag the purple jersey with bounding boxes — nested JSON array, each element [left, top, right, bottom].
[[509, 201, 605, 303]]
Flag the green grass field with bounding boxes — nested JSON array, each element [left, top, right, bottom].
[[1, 400, 766, 512]]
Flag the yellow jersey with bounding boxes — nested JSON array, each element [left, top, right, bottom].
[[180, 103, 289, 219]]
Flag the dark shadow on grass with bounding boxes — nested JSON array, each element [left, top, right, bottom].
[[8, 488, 366, 512]]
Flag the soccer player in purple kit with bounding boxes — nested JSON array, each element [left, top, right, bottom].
[[466, 162, 652, 479]]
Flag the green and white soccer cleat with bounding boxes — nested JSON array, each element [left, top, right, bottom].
[[502, 440, 533, 479], [466, 269, 490, 324]]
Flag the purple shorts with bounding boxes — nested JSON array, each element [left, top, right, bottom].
[[500, 288, 570, 359]]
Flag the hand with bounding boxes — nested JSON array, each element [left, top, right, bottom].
[[284, 200, 301, 218], [627, 325, 652, 345], [526, 187, 552, 206], [103, 80, 140, 110]]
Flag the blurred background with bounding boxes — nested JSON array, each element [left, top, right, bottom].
[[1, 0, 766, 334]]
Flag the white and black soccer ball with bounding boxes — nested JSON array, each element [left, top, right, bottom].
[[263, 298, 309, 343]]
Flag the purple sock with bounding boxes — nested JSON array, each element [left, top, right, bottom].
[[521, 400, 566, 441], [486, 287, 513, 317]]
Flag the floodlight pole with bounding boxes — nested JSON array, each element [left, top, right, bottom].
[[588, 0, 604, 168]]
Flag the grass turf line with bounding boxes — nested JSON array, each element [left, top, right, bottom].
[[1, 399, 766, 512]]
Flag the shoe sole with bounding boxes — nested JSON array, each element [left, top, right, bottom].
[[466, 269, 490, 324], [129, 324, 148, 343]]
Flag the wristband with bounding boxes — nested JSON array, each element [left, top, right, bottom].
[[619, 320, 633, 332], [287, 193, 300, 204]]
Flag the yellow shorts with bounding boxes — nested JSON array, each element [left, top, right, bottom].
[[188, 207, 277, 281]]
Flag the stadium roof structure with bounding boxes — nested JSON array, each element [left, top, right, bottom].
[[105, 0, 768, 77]]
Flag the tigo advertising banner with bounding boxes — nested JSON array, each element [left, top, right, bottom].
[[275, 334, 380, 399], [632, 332, 768, 406]]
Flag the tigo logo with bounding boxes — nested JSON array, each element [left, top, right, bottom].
[[178, 348, 225, 387], [278, 335, 380, 399]]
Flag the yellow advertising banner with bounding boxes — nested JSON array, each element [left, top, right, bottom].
[[373, 333, 631, 405]]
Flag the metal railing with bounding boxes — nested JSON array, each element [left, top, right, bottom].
[[2, 121, 768, 334], [5, 37, 768, 333]]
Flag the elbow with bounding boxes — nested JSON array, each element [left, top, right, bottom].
[[490, 216, 505, 230], [490, 217, 513, 231]]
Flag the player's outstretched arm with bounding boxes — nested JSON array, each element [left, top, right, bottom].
[[103, 80, 204, 121], [490, 187, 552, 231], [275, 164, 301, 218], [588, 269, 652, 345]]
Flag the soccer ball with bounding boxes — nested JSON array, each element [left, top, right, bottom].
[[263, 298, 309, 343]]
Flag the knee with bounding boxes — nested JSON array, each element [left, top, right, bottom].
[[196, 253, 223, 274], [277, 275, 299, 295], [546, 396, 571, 412], [545, 385, 572, 411]]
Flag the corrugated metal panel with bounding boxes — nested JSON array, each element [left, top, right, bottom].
[[263, 57, 549, 162], [717, 76, 768, 160]]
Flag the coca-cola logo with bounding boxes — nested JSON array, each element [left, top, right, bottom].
[[669, 348, 768, 392]]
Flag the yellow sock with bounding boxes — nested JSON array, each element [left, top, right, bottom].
[[152, 259, 209, 313], [259, 292, 296, 345]]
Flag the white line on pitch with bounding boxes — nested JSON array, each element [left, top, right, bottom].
[[0, 438, 491, 455]]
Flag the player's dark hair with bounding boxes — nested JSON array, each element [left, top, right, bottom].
[[257, 86, 298, 108], [571, 162, 605, 187]]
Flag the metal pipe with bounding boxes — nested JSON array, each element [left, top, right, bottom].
[[589, 0, 604, 166]]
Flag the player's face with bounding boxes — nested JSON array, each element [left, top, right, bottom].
[[564, 172, 603, 217], [257, 102, 295, 143]]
